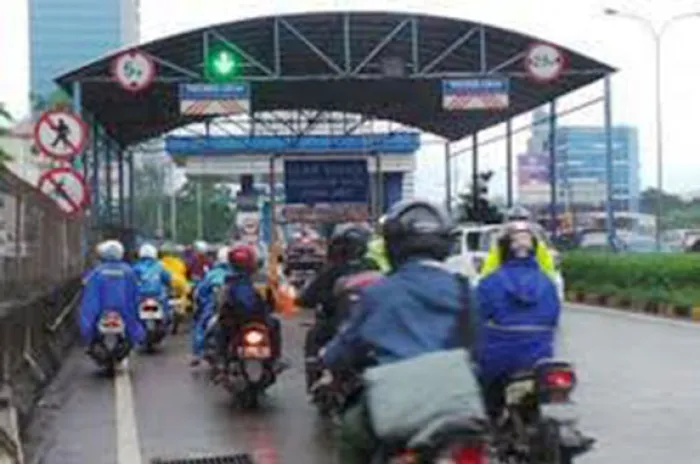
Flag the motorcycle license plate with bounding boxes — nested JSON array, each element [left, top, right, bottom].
[[238, 346, 271, 359], [139, 310, 163, 320], [541, 403, 579, 423], [505, 379, 536, 405]]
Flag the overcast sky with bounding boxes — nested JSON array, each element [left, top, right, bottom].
[[2, 0, 700, 199]]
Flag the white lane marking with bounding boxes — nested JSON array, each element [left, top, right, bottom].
[[115, 358, 143, 464], [567, 302, 700, 330]]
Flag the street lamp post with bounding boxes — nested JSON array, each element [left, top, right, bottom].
[[604, 8, 700, 250]]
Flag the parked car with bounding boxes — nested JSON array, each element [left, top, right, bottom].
[[446, 223, 565, 300]]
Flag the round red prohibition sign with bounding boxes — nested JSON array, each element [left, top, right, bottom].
[[34, 110, 88, 161], [524, 42, 568, 83], [111, 50, 156, 93], [38, 167, 90, 216]]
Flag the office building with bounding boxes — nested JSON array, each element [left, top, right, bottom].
[[518, 109, 640, 212], [29, 0, 140, 99]]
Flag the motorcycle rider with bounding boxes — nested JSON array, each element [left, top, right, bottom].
[[215, 243, 287, 373], [159, 242, 190, 332], [365, 216, 391, 273], [187, 240, 212, 283], [298, 223, 380, 387], [190, 246, 231, 366], [79, 240, 146, 359], [479, 205, 556, 279], [318, 199, 478, 464], [474, 220, 560, 418], [132, 243, 173, 325]]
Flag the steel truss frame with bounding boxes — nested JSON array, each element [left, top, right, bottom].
[[73, 14, 609, 84], [167, 110, 410, 138]]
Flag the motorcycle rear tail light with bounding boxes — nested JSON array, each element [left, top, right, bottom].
[[545, 370, 574, 389], [452, 444, 488, 464], [539, 367, 576, 403], [244, 330, 265, 345]]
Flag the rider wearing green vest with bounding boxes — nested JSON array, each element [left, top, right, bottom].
[[480, 205, 557, 279]]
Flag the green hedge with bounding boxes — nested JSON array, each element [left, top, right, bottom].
[[562, 252, 700, 307]]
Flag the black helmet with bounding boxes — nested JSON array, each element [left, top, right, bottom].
[[328, 223, 371, 262], [381, 199, 454, 267]]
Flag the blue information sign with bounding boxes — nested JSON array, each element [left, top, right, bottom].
[[284, 159, 369, 205]]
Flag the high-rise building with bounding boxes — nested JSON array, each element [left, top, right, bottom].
[[29, 0, 140, 99], [518, 110, 640, 212]]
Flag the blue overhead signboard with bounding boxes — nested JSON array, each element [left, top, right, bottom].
[[165, 133, 420, 155], [284, 159, 369, 205], [442, 77, 510, 110]]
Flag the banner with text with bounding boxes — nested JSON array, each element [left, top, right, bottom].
[[283, 159, 369, 222]]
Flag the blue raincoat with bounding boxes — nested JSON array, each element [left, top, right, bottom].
[[78, 260, 146, 345], [132, 257, 172, 319], [321, 260, 476, 370], [191, 262, 232, 356], [474, 256, 560, 383]]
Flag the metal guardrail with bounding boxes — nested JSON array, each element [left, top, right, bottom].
[[0, 167, 84, 301]]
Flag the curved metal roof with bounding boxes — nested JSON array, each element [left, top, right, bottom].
[[56, 11, 615, 146]]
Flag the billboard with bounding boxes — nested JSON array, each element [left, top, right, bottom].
[[517, 153, 550, 187]]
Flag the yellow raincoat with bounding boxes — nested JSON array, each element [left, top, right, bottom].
[[160, 255, 190, 299]]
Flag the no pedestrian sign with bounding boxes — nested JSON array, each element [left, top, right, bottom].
[[33, 110, 88, 161], [37, 167, 90, 216]]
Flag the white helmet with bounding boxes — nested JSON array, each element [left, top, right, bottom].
[[216, 246, 230, 264], [138, 243, 158, 260], [194, 240, 208, 253], [97, 240, 124, 261]]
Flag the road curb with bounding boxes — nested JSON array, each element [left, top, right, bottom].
[[565, 292, 698, 322]]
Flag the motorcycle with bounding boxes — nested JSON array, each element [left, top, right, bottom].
[[216, 320, 278, 408], [138, 297, 167, 352], [492, 359, 594, 463], [89, 310, 130, 373], [374, 414, 491, 463]]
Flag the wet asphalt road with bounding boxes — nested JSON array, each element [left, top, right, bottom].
[[23, 306, 700, 464]]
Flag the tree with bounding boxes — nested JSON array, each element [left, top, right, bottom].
[[0, 103, 14, 165], [131, 163, 235, 243], [640, 188, 685, 214], [455, 170, 504, 224]]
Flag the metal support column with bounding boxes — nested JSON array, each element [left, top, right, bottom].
[[472, 134, 479, 215], [72, 81, 88, 256], [269, 154, 277, 245], [196, 181, 204, 239], [118, 148, 125, 226], [91, 121, 100, 227], [71, 82, 87, 176], [548, 101, 558, 237], [105, 138, 113, 224], [506, 119, 513, 207], [128, 151, 135, 227], [603, 77, 617, 248], [375, 152, 383, 216], [444, 141, 452, 214], [169, 165, 177, 243]]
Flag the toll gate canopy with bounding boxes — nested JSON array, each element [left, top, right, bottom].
[[55, 11, 615, 147]]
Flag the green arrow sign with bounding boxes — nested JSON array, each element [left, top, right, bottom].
[[205, 42, 241, 82]]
